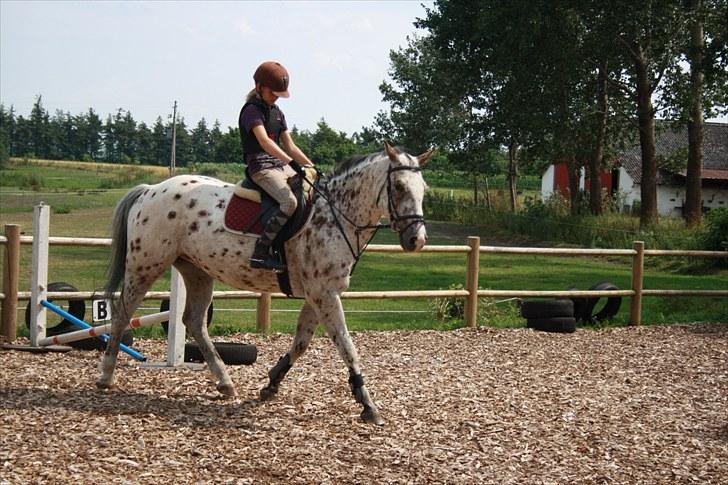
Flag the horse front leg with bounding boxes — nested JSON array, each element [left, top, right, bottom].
[[260, 303, 318, 400], [319, 294, 384, 425]]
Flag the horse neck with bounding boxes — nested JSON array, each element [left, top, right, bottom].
[[327, 156, 389, 229]]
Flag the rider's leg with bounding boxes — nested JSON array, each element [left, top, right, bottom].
[[250, 165, 298, 271]]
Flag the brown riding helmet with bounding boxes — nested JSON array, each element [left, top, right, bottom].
[[254, 61, 290, 98]]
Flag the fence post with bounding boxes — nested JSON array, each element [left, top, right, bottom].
[[30, 204, 50, 346], [630, 240, 645, 326], [1, 224, 21, 342], [256, 293, 271, 334], [166, 267, 187, 365], [465, 236, 480, 328]]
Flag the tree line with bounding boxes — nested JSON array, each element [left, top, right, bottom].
[[374, 0, 727, 227], [0, 96, 380, 170]]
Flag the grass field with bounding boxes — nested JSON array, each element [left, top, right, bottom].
[[1, 158, 726, 336]]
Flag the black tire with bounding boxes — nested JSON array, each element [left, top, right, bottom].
[[582, 282, 622, 324], [568, 287, 589, 323], [159, 299, 214, 334], [184, 342, 257, 366], [527, 317, 577, 333], [521, 299, 574, 319], [24, 282, 85, 336], [67, 328, 134, 351]]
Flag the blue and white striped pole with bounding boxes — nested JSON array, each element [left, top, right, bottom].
[[40, 300, 146, 361]]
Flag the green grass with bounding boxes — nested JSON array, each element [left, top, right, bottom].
[[1, 159, 726, 338]]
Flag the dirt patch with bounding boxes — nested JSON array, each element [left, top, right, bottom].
[[1, 324, 727, 484]]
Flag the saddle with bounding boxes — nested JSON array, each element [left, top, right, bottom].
[[223, 167, 317, 296]]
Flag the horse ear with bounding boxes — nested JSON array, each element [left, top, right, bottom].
[[384, 141, 400, 162], [416, 148, 435, 166]]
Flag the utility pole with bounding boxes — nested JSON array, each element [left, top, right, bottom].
[[169, 100, 177, 177]]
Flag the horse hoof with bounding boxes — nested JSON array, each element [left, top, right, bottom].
[[259, 386, 278, 401], [217, 383, 237, 397], [361, 407, 385, 426], [95, 379, 114, 390]]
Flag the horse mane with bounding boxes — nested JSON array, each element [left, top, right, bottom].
[[332, 152, 381, 176], [331, 146, 413, 176]]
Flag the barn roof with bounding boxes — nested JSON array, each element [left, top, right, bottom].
[[615, 122, 728, 183]]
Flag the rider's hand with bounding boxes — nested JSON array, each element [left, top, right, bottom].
[[288, 160, 306, 177]]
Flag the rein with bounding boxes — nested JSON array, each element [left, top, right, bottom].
[[301, 164, 425, 275]]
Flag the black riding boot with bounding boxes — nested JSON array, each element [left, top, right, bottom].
[[250, 210, 290, 272]]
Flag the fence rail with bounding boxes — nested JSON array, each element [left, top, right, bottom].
[[1, 222, 727, 341]]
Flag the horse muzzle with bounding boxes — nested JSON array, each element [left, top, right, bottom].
[[398, 220, 427, 252]]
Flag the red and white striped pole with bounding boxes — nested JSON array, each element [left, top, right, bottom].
[[38, 311, 170, 347]]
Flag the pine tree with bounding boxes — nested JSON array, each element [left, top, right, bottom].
[[190, 118, 211, 164]]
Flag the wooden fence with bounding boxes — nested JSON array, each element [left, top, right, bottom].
[[1, 220, 727, 342]]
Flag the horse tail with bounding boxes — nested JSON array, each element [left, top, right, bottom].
[[105, 185, 150, 298]]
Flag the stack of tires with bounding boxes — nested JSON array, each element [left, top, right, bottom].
[[521, 299, 576, 333], [521, 281, 623, 333]]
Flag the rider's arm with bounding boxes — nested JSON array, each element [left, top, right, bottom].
[[250, 124, 293, 163], [280, 131, 314, 166]]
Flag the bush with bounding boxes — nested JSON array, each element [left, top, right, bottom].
[[430, 284, 523, 327], [430, 283, 466, 321], [701, 208, 728, 252], [0, 138, 9, 169]]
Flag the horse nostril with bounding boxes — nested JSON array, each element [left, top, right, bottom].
[[409, 236, 417, 247]]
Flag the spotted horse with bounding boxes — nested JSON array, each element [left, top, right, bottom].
[[99, 143, 432, 425]]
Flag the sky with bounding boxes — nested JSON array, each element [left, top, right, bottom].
[[0, 0, 433, 135]]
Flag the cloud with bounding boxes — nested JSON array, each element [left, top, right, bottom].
[[238, 19, 256, 36], [354, 17, 373, 33]]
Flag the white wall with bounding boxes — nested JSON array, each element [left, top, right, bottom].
[[618, 168, 638, 210], [541, 164, 555, 200], [542, 165, 728, 216], [656, 184, 728, 217]]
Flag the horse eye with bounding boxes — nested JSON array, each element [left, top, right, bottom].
[[394, 182, 405, 192]]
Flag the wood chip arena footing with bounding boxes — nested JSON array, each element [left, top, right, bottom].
[[1, 324, 727, 484]]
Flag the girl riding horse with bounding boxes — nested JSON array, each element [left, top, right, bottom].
[[239, 61, 314, 272]]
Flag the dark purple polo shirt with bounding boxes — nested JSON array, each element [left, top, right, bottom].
[[241, 102, 288, 168]]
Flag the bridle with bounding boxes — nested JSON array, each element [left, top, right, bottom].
[[302, 162, 426, 275], [374, 165, 426, 234]]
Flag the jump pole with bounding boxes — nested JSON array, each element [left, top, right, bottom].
[[37, 300, 151, 361], [37, 309, 169, 347]]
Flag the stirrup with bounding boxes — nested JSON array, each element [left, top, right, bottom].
[[250, 255, 287, 273]]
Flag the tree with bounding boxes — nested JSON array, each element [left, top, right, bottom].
[[79, 108, 103, 160], [29, 95, 51, 158], [150, 117, 169, 166], [0, 104, 15, 164], [661, 0, 728, 226], [209, 120, 223, 152], [596, 1, 686, 226], [171, 117, 191, 167], [308, 119, 358, 167], [190, 118, 212, 165], [417, 1, 603, 212], [136, 122, 155, 165], [213, 127, 243, 164]]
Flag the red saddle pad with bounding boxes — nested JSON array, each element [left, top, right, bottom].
[[224, 196, 264, 235]]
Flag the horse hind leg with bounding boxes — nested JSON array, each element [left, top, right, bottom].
[[260, 302, 318, 400], [174, 259, 235, 397], [97, 271, 158, 390]]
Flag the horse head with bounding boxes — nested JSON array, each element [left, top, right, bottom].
[[383, 142, 433, 252]]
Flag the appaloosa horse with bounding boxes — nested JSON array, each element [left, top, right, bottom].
[[99, 143, 431, 424]]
